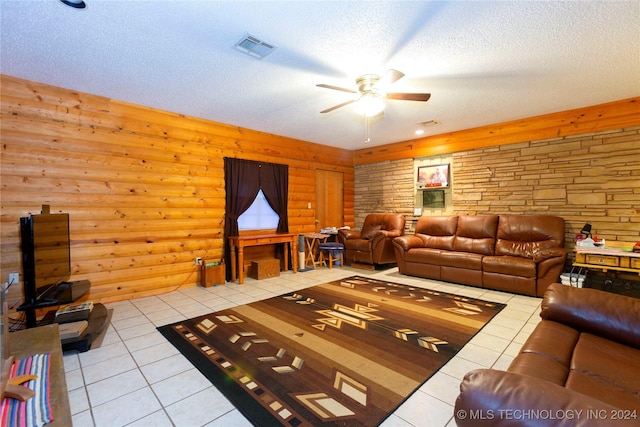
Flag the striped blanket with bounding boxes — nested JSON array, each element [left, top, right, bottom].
[[0, 353, 53, 427]]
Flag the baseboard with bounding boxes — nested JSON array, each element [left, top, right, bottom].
[[350, 262, 376, 271]]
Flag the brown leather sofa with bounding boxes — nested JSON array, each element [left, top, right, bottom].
[[455, 284, 640, 427], [392, 215, 566, 297], [337, 214, 405, 267]]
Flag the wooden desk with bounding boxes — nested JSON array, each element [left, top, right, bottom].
[[229, 233, 298, 284], [10, 324, 72, 426], [573, 242, 640, 275]]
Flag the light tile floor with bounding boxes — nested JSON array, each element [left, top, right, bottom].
[[64, 267, 542, 426]]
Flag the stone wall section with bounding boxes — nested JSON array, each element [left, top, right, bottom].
[[452, 126, 640, 244], [355, 127, 640, 253], [354, 159, 414, 228]]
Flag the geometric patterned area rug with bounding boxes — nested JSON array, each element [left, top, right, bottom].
[[157, 276, 505, 426]]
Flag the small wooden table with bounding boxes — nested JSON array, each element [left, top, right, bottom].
[[229, 233, 298, 284], [303, 233, 329, 268]]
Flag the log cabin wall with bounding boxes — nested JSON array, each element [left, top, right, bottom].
[[0, 74, 355, 304], [354, 97, 639, 165]]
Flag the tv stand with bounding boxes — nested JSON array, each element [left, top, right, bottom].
[[59, 303, 109, 352], [18, 279, 91, 328], [50, 279, 90, 304]]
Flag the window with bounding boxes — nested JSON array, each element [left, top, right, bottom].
[[238, 189, 280, 230]]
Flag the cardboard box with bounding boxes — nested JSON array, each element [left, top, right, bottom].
[[250, 258, 280, 280], [201, 261, 226, 287]]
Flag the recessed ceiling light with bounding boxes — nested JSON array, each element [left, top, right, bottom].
[[415, 120, 440, 135]]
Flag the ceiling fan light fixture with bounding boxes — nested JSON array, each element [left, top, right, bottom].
[[354, 93, 385, 116], [60, 0, 86, 8]]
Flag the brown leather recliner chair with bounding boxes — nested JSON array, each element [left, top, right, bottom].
[[455, 284, 640, 427], [338, 214, 405, 267]]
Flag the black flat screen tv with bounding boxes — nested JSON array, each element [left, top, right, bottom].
[[20, 213, 71, 306]]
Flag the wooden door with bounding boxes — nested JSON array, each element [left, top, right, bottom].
[[315, 169, 344, 232]]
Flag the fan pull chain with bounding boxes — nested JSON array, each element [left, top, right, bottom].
[[364, 115, 371, 144]]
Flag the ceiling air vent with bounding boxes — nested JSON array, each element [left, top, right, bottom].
[[233, 34, 276, 59]]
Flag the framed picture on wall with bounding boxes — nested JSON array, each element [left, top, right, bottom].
[[423, 189, 445, 208], [417, 164, 450, 189]]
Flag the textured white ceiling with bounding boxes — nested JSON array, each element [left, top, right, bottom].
[[1, 1, 639, 150]]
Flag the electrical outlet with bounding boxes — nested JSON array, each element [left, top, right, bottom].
[[195, 257, 202, 265], [9, 273, 19, 284]]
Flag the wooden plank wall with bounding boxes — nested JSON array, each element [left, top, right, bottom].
[[0, 74, 355, 304], [354, 97, 640, 164]]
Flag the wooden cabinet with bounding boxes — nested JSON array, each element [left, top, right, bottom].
[[573, 241, 640, 275], [201, 262, 225, 287]]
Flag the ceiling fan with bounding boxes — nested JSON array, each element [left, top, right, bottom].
[[317, 69, 431, 115]]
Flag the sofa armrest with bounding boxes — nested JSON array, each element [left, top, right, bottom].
[[338, 229, 361, 240], [392, 235, 425, 251], [535, 248, 567, 284], [373, 229, 403, 241], [455, 369, 637, 427], [542, 283, 640, 349], [533, 247, 566, 262]]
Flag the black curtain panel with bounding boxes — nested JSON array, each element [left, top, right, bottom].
[[223, 157, 289, 277], [260, 161, 289, 233], [224, 158, 261, 237]]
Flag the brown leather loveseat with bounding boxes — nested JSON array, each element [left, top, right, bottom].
[[337, 213, 405, 267], [392, 215, 566, 297], [455, 283, 640, 427]]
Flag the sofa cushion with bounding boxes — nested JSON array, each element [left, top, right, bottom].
[[452, 215, 498, 255], [404, 247, 441, 264], [508, 320, 578, 385], [362, 213, 405, 233], [439, 251, 483, 269], [542, 283, 640, 349], [360, 224, 381, 240], [495, 215, 565, 258], [414, 216, 457, 250], [482, 255, 536, 277], [567, 333, 640, 410]]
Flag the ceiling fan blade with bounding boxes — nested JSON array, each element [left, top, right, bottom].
[[316, 84, 357, 94], [376, 69, 405, 90], [386, 92, 431, 102], [320, 98, 358, 113]]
